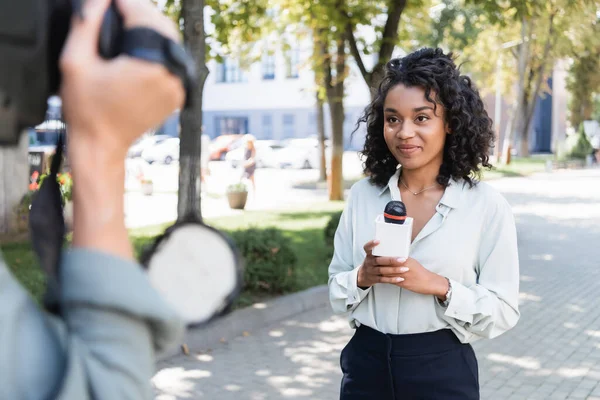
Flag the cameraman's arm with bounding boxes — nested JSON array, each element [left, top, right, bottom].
[[1, 0, 186, 398], [0, 249, 182, 399]]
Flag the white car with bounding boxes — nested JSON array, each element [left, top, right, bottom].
[[142, 137, 180, 164], [275, 138, 331, 169], [128, 134, 170, 158], [225, 140, 281, 169]]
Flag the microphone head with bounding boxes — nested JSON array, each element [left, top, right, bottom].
[[384, 201, 407, 225]]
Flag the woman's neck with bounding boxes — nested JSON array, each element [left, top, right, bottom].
[[399, 162, 442, 191]]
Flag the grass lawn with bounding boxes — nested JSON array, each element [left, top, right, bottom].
[[2, 201, 346, 309], [296, 156, 553, 191], [481, 156, 551, 180]]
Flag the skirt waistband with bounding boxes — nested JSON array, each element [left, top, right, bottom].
[[355, 324, 464, 357]]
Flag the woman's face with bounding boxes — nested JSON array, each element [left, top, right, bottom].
[[383, 84, 448, 172]]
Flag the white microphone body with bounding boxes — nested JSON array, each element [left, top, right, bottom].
[[372, 214, 413, 259]]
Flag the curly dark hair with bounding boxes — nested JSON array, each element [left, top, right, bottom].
[[357, 47, 494, 188]]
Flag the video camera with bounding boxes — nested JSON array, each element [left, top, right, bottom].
[[0, 0, 243, 329], [0, 0, 195, 146]]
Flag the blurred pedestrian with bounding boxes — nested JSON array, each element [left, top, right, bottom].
[[329, 48, 520, 400], [242, 134, 257, 195]]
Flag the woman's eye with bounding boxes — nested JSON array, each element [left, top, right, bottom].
[[416, 115, 429, 122], [386, 117, 399, 123]]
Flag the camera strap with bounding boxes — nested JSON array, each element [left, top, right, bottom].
[[29, 135, 66, 316], [121, 27, 196, 108]]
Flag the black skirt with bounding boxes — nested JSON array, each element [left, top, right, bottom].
[[340, 325, 479, 400]]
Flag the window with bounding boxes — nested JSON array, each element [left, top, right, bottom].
[[285, 48, 300, 79], [283, 114, 295, 138], [216, 57, 245, 83], [215, 117, 248, 136], [262, 54, 276, 80], [262, 115, 273, 139]]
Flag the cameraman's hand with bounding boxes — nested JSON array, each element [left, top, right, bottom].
[[356, 240, 410, 289], [60, 0, 184, 159], [59, 0, 184, 259]]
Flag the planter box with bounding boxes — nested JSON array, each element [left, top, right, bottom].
[[141, 182, 154, 196], [227, 191, 248, 209]]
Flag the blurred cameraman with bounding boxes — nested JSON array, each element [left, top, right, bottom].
[[0, 0, 185, 398]]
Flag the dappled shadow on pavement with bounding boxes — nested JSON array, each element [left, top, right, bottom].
[[154, 169, 600, 400], [153, 309, 352, 400], [474, 170, 600, 399]]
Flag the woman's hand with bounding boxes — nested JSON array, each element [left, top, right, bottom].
[[357, 240, 449, 299], [394, 258, 449, 300], [357, 240, 411, 288]]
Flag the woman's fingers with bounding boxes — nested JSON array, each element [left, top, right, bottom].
[[363, 240, 380, 256], [374, 266, 410, 276]]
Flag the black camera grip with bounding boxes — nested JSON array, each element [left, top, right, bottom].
[[98, 1, 124, 59], [97, 3, 195, 107]]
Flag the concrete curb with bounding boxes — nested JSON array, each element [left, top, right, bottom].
[[158, 284, 330, 361]]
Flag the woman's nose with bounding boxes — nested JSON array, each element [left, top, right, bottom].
[[396, 122, 415, 139]]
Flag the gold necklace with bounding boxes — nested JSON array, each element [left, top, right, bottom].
[[399, 178, 438, 196]]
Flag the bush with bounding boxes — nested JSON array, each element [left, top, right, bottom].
[[230, 227, 297, 293], [324, 211, 343, 247], [563, 124, 593, 160]]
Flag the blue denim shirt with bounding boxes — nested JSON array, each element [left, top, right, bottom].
[[0, 248, 184, 399]]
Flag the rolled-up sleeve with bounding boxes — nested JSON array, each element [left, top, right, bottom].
[[438, 197, 520, 343], [328, 189, 371, 314], [0, 248, 184, 400]]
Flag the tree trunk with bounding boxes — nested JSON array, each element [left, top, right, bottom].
[[328, 100, 344, 201], [518, 69, 534, 157], [518, 105, 531, 156], [326, 35, 346, 201], [178, 0, 209, 219], [501, 17, 530, 165], [0, 132, 28, 236], [316, 93, 327, 182], [517, 12, 554, 158]]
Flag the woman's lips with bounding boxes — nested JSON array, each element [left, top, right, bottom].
[[397, 145, 421, 155]]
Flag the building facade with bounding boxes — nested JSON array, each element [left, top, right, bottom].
[[201, 42, 373, 150], [195, 40, 567, 155]]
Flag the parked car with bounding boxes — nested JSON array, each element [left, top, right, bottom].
[[128, 134, 170, 158], [225, 140, 282, 169], [276, 138, 331, 169], [209, 134, 244, 161], [142, 137, 180, 164]]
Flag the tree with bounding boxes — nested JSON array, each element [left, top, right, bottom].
[[312, 28, 328, 182], [312, 1, 349, 201], [402, 0, 599, 161], [346, 0, 409, 97], [177, 0, 209, 219], [566, 16, 600, 129], [0, 135, 28, 236], [321, 23, 347, 201], [275, 0, 349, 201], [157, 0, 269, 218]]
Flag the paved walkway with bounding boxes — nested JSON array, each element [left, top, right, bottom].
[[153, 168, 600, 400]]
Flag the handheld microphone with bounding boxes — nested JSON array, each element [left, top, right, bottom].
[[373, 200, 413, 258], [384, 201, 407, 225]]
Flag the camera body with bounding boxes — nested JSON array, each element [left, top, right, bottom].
[[0, 0, 180, 147]]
